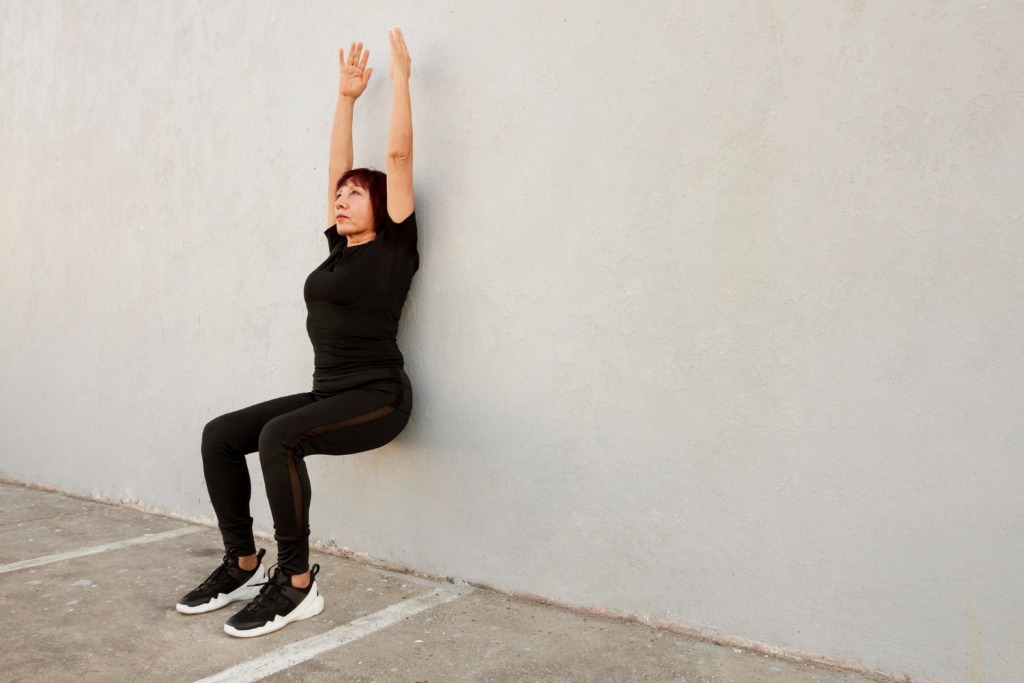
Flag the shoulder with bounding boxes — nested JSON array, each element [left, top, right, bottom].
[[324, 224, 343, 252], [381, 210, 417, 255], [387, 206, 415, 225], [385, 209, 415, 229]]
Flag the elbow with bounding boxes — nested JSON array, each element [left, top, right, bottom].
[[386, 149, 412, 164]]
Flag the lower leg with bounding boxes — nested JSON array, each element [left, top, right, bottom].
[[237, 552, 258, 571], [235, 554, 307, 586], [259, 437, 314, 583], [290, 570, 310, 589], [202, 427, 258, 560]]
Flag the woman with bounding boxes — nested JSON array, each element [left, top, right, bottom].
[[175, 29, 418, 638]]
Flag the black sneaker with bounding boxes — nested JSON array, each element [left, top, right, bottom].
[[223, 563, 324, 638], [176, 548, 268, 614]]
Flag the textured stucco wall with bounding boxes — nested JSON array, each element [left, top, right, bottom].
[[2, 2, 1022, 681]]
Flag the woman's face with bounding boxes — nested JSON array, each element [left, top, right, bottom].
[[335, 181, 374, 235]]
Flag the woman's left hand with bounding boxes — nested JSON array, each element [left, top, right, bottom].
[[389, 28, 411, 81]]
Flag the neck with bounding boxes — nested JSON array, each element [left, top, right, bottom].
[[345, 230, 376, 247]]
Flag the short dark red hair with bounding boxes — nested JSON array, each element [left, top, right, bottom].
[[337, 168, 388, 230]]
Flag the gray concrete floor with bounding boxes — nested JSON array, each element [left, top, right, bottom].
[[0, 482, 884, 683]]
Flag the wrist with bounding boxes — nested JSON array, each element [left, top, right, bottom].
[[337, 94, 357, 105]]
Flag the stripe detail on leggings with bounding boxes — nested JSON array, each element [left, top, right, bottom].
[[284, 396, 403, 533]]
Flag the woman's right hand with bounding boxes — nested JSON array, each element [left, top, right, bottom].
[[338, 42, 372, 100]]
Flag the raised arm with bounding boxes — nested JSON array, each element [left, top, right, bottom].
[[328, 43, 373, 227], [385, 28, 414, 223]]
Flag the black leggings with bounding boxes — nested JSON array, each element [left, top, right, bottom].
[[200, 368, 412, 575]]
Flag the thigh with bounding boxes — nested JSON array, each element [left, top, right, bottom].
[[261, 380, 412, 458], [206, 392, 316, 455]]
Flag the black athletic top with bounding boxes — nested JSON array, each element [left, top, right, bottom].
[[303, 211, 419, 394]]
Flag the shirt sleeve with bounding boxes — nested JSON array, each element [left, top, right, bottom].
[[324, 225, 343, 253], [381, 210, 418, 255]]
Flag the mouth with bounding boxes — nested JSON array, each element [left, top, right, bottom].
[[336, 214, 348, 221]]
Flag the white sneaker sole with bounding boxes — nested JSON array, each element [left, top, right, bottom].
[[223, 583, 325, 638], [176, 564, 269, 614]]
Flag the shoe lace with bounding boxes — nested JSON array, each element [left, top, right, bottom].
[[198, 553, 234, 591], [246, 563, 288, 611]]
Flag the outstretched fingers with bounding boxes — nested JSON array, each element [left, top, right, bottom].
[[390, 28, 410, 59], [388, 27, 411, 80], [337, 40, 373, 99], [341, 42, 363, 68]]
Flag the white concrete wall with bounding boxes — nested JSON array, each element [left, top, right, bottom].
[[2, 2, 1022, 681]]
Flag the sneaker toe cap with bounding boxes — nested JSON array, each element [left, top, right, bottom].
[[178, 593, 213, 607], [225, 614, 267, 630]]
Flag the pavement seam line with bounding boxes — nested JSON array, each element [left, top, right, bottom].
[[193, 586, 473, 683], [0, 511, 78, 528], [0, 526, 204, 574]]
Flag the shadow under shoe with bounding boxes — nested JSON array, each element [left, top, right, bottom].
[[224, 563, 324, 638], [176, 548, 268, 614]]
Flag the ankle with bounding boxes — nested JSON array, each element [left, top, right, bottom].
[[236, 553, 258, 572], [290, 571, 311, 589]]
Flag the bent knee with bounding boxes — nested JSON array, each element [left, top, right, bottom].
[[202, 413, 255, 463], [258, 417, 295, 461], [201, 415, 231, 458]]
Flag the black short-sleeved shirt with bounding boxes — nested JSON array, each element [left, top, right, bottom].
[[303, 211, 419, 391]]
